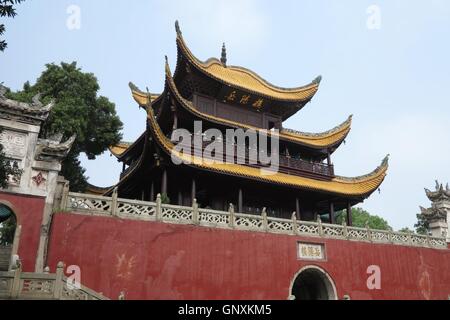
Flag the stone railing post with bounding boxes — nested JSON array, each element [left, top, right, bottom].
[[262, 208, 268, 232], [61, 181, 70, 210], [111, 187, 118, 217], [317, 216, 323, 236], [292, 212, 298, 235], [228, 204, 235, 228], [155, 194, 162, 221], [342, 220, 348, 239], [11, 261, 22, 299], [192, 198, 199, 225], [408, 231, 413, 246], [365, 221, 372, 242], [388, 229, 393, 243], [53, 261, 65, 299]]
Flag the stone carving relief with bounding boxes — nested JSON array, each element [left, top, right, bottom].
[[0, 130, 27, 158]]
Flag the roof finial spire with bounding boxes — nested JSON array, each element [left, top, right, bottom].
[[221, 42, 227, 66]]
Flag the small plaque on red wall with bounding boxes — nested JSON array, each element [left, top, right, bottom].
[[297, 242, 326, 261]]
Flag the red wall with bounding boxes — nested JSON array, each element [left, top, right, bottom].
[[46, 212, 450, 300], [0, 192, 46, 271]]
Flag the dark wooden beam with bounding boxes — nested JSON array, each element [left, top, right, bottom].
[[347, 201, 353, 226], [238, 188, 243, 213], [178, 191, 183, 206], [295, 197, 301, 220], [161, 169, 167, 195], [150, 181, 154, 202], [191, 178, 196, 205], [329, 202, 335, 224], [327, 150, 332, 166]]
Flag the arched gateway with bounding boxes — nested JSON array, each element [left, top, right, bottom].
[[289, 266, 337, 300], [0, 203, 17, 271]]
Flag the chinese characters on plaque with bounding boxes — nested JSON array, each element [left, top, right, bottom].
[[298, 242, 325, 260], [224, 91, 264, 109], [0, 130, 27, 158]]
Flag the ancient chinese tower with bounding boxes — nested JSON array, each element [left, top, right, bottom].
[[104, 22, 388, 225]]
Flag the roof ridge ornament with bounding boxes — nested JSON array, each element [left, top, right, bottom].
[[175, 20, 182, 36], [221, 42, 227, 67], [312, 75, 322, 85]]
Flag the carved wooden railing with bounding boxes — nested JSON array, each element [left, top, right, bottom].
[[176, 138, 335, 178], [61, 191, 448, 250], [0, 262, 108, 300]]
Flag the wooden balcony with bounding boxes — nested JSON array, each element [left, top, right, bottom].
[[174, 137, 335, 179]]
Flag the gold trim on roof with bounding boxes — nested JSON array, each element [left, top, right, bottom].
[[109, 142, 132, 157], [164, 61, 351, 149], [146, 104, 388, 197], [175, 27, 320, 102]]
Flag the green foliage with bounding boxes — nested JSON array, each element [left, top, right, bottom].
[[335, 207, 392, 231], [0, 0, 26, 51], [0, 215, 16, 245], [160, 193, 170, 204], [8, 62, 123, 191], [414, 213, 429, 235], [398, 227, 414, 233], [0, 128, 22, 188]]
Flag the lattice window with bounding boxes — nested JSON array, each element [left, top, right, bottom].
[[161, 207, 193, 222], [234, 215, 263, 230]]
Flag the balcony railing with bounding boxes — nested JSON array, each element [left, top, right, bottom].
[[174, 136, 335, 178], [0, 261, 108, 300], [60, 190, 448, 250]]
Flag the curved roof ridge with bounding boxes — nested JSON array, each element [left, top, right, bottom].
[[334, 155, 389, 183], [282, 115, 352, 139], [146, 102, 388, 197], [174, 21, 320, 101], [164, 60, 349, 149]]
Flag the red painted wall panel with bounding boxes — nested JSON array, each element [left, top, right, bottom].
[[46, 212, 450, 300], [0, 192, 45, 271]]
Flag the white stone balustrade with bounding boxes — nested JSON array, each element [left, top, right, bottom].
[[63, 191, 448, 250], [0, 262, 108, 300]]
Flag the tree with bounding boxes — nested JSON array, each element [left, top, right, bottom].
[[0, 0, 26, 51], [0, 215, 16, 245], [398, 227, 414, 233], [335, 207, 392, 231], [8, 62, 123, 191], [0, 128, 22, 189], [414, 213, 429, 235]]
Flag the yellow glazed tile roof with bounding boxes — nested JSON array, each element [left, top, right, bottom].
[[109, 142, 132, 157], [146, 104, 388, 197], [163, 61, 351, 149], [176, 31, 320, 102]]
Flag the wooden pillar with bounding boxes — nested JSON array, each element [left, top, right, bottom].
[[150, 181, 154, 202], [347, 201, 353, 226], [178, 191, 183, 206], [238, 188, 243, 213], [172, 106, 178, 130], [161, 169, 167, 195], [122, 162, 126, 173], [329, 202, 335, 224], [295, 197, 301, 220], [327, 150, 332, 166], [191, 178, 196, 204]]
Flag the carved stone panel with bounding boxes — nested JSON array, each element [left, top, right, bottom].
[[31, 170, 48, 190], [0, 130, 28, 159]]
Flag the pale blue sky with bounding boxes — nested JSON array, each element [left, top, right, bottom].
[[1, 0, 449, 229]]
